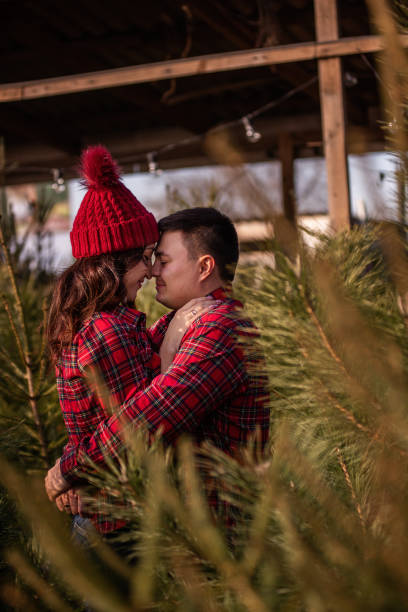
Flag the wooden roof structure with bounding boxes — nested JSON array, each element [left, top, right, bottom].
[[1, 0, 406, 228]]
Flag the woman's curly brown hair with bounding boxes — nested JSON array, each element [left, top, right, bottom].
[[47, 248, 143, 363]]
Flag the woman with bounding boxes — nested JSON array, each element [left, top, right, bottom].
[[46, 145, 211, 537]]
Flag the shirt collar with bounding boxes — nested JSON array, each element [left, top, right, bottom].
[[208, 286, 244, 309], [208, 287, 228, 301], [207, 287, 227, 301], [113, 303, 146, 327]]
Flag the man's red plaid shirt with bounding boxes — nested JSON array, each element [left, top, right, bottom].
[[58, 288, 270, 533]]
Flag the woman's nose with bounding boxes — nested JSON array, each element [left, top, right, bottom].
[[145, 260, 153, 279]]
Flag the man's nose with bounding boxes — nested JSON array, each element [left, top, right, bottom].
[[151, 258, 160, 277]]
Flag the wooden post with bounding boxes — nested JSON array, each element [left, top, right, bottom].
[[0, 137, 5, 187], [314, 0, 351, 231], [278, 133, 296, 223]]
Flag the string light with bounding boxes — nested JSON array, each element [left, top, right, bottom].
[[114, 76, 318, 172], [344, 71, 358, 88], [51, 168, 65, 193], [6, 75, 319, 182], [385, 116, 399, 134], [147, 152, 162, 177], [242, 117, 261, 143]]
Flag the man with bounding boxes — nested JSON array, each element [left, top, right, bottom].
[[45, 207, 270, 517]]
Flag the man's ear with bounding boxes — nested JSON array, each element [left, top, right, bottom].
[[198, 254, 215, 281]]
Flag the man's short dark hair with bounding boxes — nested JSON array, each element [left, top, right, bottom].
[[158, 207, 239, 282]]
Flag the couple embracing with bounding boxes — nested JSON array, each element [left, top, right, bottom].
[[44, 145, 269, 544]]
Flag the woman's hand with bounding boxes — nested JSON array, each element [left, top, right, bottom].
[[44, 457, 70, 501], [55, 489, 78, 514], [55, 488, 88, 515], [160, 296, 216, 372]]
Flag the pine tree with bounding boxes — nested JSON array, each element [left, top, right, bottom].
[[0, 188, 66, 609]]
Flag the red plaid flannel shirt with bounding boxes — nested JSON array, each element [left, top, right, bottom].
[[57, 304, 158, 533], [60, 289, 270, 521]]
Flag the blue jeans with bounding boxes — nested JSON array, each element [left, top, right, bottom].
[[71, 516, 138, 609], [71, 515, 97, 550]]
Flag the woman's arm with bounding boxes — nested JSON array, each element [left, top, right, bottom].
[[58, 311, 152, 481], [77, 313, 152, 410]]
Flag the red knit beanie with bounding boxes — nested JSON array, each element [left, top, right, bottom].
[[70, 145, 159, 258]]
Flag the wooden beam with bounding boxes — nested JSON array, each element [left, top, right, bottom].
[[1, 34, 408, 103], [279, 134, 296, 223], [252, 1, 320, 102], [315, 0, 351, 231], [180, 0, 320, 107]]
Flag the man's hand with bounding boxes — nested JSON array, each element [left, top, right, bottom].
[[44, 458, 70, 501]]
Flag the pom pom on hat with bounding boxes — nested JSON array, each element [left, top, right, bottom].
[[71, 145, 159, 258], [80, 144, 121, 189]]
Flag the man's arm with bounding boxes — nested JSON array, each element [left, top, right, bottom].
[[60, 318, 245, 485]]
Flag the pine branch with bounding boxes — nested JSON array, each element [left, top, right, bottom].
[[1, 294, 26, 366], [0, 222, 50, 466], [0, 343, 26, 379], [335, 447, 366, 531], [301, 271, 385, 415], [6, 549, 75, 612], [34, 299, 50, 395], [177, 440, 270, 612]]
